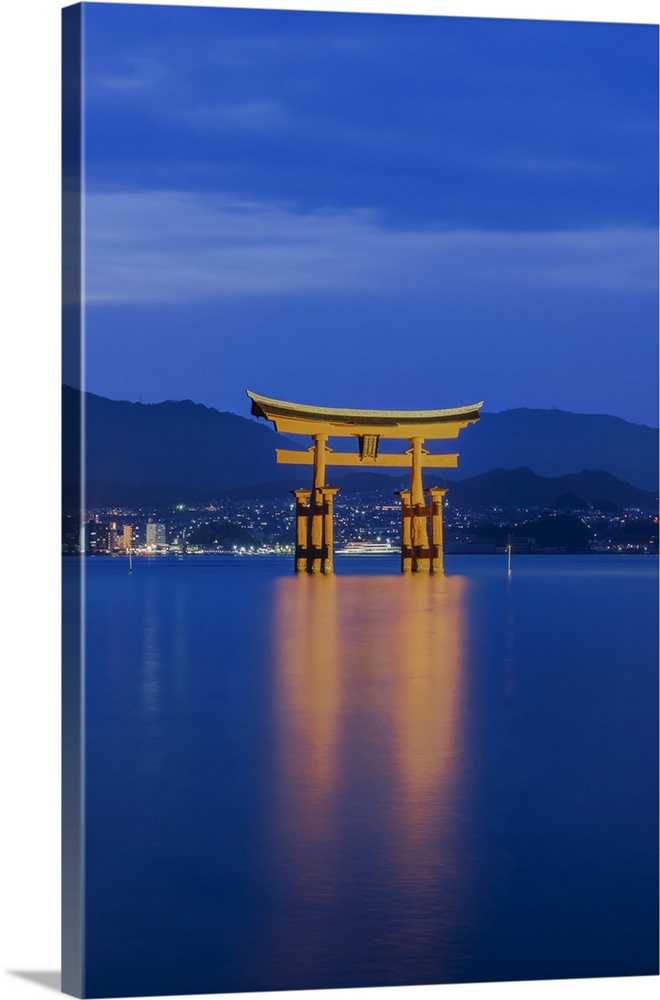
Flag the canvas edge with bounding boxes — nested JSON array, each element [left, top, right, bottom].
[[62, 3, 85, 997]]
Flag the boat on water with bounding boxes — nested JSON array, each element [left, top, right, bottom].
[[336, 539, 400, 555]]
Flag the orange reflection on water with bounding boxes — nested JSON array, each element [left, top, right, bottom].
[[273, 575, 342, 846], [389, 574, 466, 844], [270, 571, 470, 972], [383, 574, 471, 969]]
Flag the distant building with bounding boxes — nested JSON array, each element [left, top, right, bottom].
[[146, 521, 167, 548], [117, 525, 134, 551], [87, 521, 109, 554], [108, 521, 119, 552]]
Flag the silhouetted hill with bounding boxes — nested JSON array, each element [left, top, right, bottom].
[[439, 468, 657, 510], [225, 465, 410, 500], [63, 388, 659, 507], [85, 480, 212, 508], [226, 467, 656, 510], [442, 408, 658, 491], [225, 471, 405, 500], [63, 386, 302, 507]]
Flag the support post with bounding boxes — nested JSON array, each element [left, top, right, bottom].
[[410, 436, 430, 572], [320, 487, 340, 574], [396, 489, 413, 572], [308, 490, 323, 573], [309, 434, 329, 573], [291, 489, 311, 573], [428, 487, 448, 574]]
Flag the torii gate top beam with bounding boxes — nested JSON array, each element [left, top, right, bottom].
[[246, 390, 483, 440]]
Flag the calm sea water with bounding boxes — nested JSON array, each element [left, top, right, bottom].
[[75, 554, 658, 997]]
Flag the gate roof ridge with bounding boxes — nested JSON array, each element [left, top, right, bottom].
[[246, 390, 483, 424]]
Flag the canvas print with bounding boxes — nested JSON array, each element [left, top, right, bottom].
[[62, 2, 659, 997]]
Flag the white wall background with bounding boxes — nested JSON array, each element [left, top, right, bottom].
[[0, 3, 657, 1000]]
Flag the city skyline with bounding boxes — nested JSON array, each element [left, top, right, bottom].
[[72, 3, 659, 426]]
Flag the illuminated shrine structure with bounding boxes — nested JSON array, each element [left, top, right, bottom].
[[247, 391, 483, 574]]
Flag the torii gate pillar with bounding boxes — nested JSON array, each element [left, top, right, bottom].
[[309, 434, 327, 573], [429, 487, 448, 574], [398, 438, 438, 573], [292, 489, 311, 573], [410, 436, 431, 573], [292, 434, 340, 574]]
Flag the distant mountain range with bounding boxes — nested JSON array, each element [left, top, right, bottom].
[[63, 387, 659, 508], [439, 407, 658, 491], [63, 386, 294, 505], [226, 468, 657, 511], [439, 467, 656, 510]]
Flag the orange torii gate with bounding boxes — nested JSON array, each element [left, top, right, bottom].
[[247, 391, 483, 574]]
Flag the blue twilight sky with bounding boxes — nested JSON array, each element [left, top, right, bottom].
[[75, 2, 659, 424]]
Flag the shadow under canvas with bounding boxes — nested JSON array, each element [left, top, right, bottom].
[[9, 972, 62, 993]]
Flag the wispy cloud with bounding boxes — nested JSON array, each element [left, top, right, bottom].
[[83, 190, 658, 305]]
